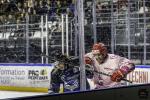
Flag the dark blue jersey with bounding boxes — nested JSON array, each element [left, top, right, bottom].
[[51, 65, 90, 93]]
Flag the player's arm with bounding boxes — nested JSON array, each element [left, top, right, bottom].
[[50, 65, 62, 93], [111, 57, 135, 82], [84, 56, 94, 79]]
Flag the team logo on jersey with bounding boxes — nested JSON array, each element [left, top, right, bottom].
[[64, 79, 79, 91], [104, 67, 113, 71]]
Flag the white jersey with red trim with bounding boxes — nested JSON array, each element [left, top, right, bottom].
[[85, 53, 134, 89]]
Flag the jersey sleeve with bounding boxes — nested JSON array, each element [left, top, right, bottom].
[[118, 56, 135, 75], [84, 53, 94, 79], [50, 66, 63, 93], [84, 53, 93, 65]]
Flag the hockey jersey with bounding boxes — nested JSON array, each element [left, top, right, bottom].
[[85, 53, 135, 89]]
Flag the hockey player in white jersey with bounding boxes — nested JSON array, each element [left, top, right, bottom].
[[85, 43, 135, 89]]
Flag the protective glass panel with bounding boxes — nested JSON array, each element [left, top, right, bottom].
[[0, 0, 149, 97]]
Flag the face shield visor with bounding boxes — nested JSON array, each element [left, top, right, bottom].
[[58, 62, 65, 70], [92, 50, 105, 64]]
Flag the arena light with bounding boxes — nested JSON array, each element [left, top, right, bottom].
[[113, 0, 118, 3], [135, 32, 141, 37], [138, 6, 148, 14]]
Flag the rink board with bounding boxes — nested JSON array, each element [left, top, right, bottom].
[[0, 64, 149, 92], [0, 64, 54, 92], [127, 65, 150, 85], [0, 65, 150, 100]]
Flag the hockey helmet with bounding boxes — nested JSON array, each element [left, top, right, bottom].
[[92, 43, 108, 63]]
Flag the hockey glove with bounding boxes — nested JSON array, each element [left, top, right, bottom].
[[85, 64, 94, 79], [111, 69, 126, 82]]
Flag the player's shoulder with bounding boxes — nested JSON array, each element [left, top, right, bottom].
[[108, 53, 121, 59], [85, 52, 93, 58]]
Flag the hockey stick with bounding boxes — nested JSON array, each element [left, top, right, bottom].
[[93, 70, 133, 83], [40, 52, 133, 84], [86, 67, 133, 83]]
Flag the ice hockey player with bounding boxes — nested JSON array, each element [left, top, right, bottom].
[[84, 43, 135, 89], [50, 53, 90, 93]]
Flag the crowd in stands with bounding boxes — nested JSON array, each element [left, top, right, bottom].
[[0, 0, 150, 64], [0, 0, 150, 24], [0, 0, 75, 24]]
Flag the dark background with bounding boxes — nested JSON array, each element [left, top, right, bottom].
[[10, 84, 150, 100]]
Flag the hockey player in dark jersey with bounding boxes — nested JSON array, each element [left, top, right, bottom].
[[50, 54, 91, 93]]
